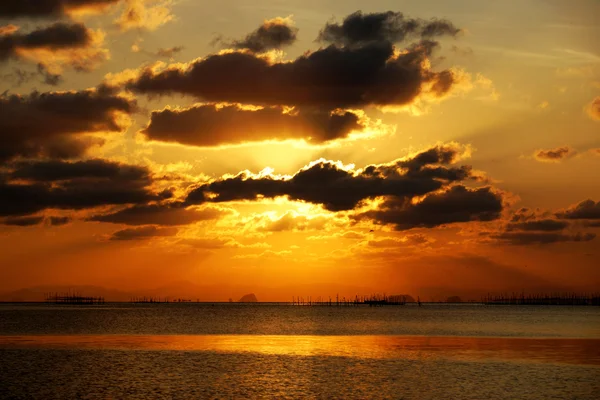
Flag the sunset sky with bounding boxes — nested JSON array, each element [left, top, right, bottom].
[[1, 0, 599, 301]]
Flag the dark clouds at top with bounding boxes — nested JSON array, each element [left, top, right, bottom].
[[317, 11, 460, 47], [0, 0, 120, 18], [0, 86, 136, 161], [116, 10, 467, 148], [227, 17, 298, 53], [124, 40, 460, 110], [122, 11, 463, 111]]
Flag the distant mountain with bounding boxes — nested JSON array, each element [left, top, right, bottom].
[[239, 293, 258, 303]]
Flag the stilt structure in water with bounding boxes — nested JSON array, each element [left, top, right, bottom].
[[483, 292, 600, 306], [44, 292, 104, 305], [291, 293, 407, 306]]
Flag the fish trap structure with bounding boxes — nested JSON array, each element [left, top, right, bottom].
[[44, 292, 105, 305], [483, 292, 600, 306], [291, 294, 407, 306]]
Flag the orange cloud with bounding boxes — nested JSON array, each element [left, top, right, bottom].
[[533, 146, 576, 163], [115, 0, 175, 32], [586, 97, 600, 121]]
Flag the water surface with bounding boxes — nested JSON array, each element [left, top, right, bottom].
[[1, 304, 599, 399]]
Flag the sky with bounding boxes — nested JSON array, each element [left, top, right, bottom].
[[0, 0, 599, 301]]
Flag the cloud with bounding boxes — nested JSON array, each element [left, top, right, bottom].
[[491, 231, 595, 245], [317, 11, 460, 46], [366, 234, 433, 248], [131, 41, 183, 59], [0, 0, 120, 18], [586, 97, 600, 121], [1, 64, 62, 87], [257, 212, 331, 232], [0, 159, 167, 217], [0, 23, 109, 72], [558, 199, 600, 220], [47, 216, 71, 226], [185, 144, 475, 212], [533, 146, 575, 162], [0, 87, 136, 161], [361, 185, 504, 230], [115, 0, 174, 32], [141, 104, 365, 146], [156, 46, 183, 58], [109, 225, 178, 241], [506, 219, 569, 232], [225, 16, 298, 52], [484, 206, 597, 246], [1, 216, 45, 227], [450, 45, 473, 56], [90, 204, 230, 226], [0, 215, 71, 226], [9, 159, 148, 181], [120, 28, 465, 110]]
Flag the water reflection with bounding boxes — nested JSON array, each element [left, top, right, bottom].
[[1, 335, 598, 366]]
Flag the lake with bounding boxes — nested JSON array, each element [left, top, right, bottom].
[[1, 303, 599, 399]]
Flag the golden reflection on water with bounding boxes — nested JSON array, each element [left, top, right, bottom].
[[1, 335, 599, 366]]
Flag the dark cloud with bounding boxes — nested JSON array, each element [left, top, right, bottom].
[[0, 87, 136, 161], [227, 17, 298, 52], [362, 185, 504, 230], [185, 145, 478, 215], [0, 215, 72, 226], [0, 0, 119, 18], [0, 159, 167, 217], [317, 11, 460, 47], [450, 45, 473, 56], [122, 39, 462, 109], [534, 146, 575, 162], [506, 219, 569, 232], [47, 216, 71, 226], [156, 46, 183, 58], [487, 205, 597, 246], [10, 159, 149, 181], [90, 204, 229, 226], [1, 64, 61, 87], [142, 104, 364, 146], [509, 207, 544, 222], [492, 231, 596, 245], [109, 225, 178, 241], [1, 215, 45, 226], [558, 200, 600, 220], [1, 67, 37, 87], [0, 23, 93, 61], [38, 63, 62, 85]]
